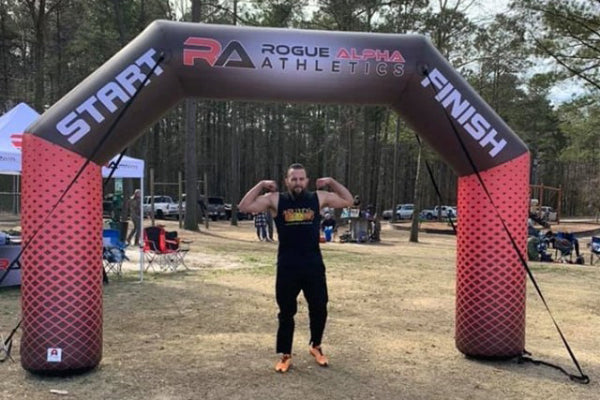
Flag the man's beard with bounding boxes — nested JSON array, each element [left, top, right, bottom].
[[289, 186, 306, 200]]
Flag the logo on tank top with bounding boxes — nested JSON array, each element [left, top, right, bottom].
[[283, 208, 315, 225]]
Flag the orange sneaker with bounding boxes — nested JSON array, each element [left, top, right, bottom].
[[275, 354, 292, 373], [309, 345, 329, 367]]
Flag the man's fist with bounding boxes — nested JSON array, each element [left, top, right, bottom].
[[316, 177, 334, 189], [262, 180, 278, 192]]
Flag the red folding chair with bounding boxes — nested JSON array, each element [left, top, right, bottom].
[[164, 230, 190, 270], [143, 226, 189, 271]]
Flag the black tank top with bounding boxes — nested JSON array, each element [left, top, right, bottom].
[[274, 191, 322, 266]]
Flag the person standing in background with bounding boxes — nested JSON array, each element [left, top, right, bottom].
[[254, 211, 268, 241], [126, 189, 141, 246], [266, 210, 275, 242]]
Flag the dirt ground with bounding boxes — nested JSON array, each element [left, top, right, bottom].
[[1, 220, 599, 400]]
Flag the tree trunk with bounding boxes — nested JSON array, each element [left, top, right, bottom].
[[230, 103, 240, 226], [375, 110, 390, 216], [184, 98, 199, 230], [409, 145, 423, 243], [0, 1, 9, 106], [27, 0, 46, 111], [391, 115, 400, 222], [110, 0, 127, 46], [184, 0, 202, 231]]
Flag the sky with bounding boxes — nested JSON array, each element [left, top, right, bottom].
[[433, 0, 585, 106], [469, 0, 511, 20], [310, 0, 585, 105]]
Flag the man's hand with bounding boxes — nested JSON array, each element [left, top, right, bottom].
[[315, 177, 353, 209], [262, 180, 278, 192], [239, 180, 278, 214], [316, 177, 333, 189]]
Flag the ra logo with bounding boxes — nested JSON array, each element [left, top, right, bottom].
[[183, 37, 255, 69]]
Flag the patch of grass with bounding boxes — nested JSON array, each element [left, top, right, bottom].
[[0, 286, 21, 300], [527, 262, 599, 277], [199, 264, 275, 280]]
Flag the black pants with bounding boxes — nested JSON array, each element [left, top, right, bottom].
[[275, 263, 328, 354]]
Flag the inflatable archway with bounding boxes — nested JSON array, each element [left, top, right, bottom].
[[21, 21, 529, 373]]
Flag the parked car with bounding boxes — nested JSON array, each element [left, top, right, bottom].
[[199, 196, 227, 221], [420, 205, 457, 220], [382, 204, 415, 220], [382, 204, 400, 220], [396, 204, 414, 219], [143, 195, 178, 219], [539, 206, 557, 222], [178, 195, 246, 221], [224, 203, 253, 220], [530, 199, 558, 222]]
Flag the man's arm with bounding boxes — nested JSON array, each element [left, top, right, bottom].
[[316, 177, 353, 209], [238, 180, 278, 214]]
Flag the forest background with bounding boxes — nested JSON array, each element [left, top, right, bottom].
[[0, 0, 599, 224]]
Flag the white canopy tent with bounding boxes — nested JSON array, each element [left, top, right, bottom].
[[0, 102, 146, 280], [0, 103, 145, 179], [0, 103, 38, 174]]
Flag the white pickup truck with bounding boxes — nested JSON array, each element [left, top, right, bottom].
[[420, 205, 457, 220], [143, 195, 179, 219], [383, 203, 415, 220]]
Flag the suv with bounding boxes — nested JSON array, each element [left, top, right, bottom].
[[143, 195, 178, 219], [396, 204, 414, 220]]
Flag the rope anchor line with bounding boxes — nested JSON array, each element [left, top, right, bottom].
[[0, 54, 166, 367]]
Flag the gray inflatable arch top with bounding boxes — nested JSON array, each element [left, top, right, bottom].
[[28, 20, 527, 173]]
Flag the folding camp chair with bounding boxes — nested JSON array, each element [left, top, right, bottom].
[[165, 230, 191, 270], [143, 226, 167, 271], [554, 232, 574, 263], [143, 226, 189, 271], [102, 229, 128, 277]]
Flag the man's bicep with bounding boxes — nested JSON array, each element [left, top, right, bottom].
[[247, 193, 276, 213], [319, 191, 349, 209]]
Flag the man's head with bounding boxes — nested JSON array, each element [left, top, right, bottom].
[[133, 189, 140, 199], [285, 163, 308, 197]]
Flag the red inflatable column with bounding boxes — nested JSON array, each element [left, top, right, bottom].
[[455, 153, 530, 358], [20, 134, 103, 373]]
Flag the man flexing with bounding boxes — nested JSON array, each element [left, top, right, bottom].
[[239, 163, 353, 372]]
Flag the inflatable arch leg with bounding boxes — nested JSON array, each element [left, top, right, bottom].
[[20, 134, 103, 373], [456, 153, 530, 357]]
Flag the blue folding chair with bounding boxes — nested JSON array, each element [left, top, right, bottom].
[[103, 229, 128, 276]]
